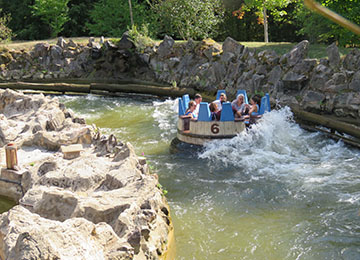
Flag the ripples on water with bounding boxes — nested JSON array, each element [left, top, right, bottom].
[[61, 95, 360, 260]]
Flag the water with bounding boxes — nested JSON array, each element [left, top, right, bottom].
[[60, 94, 360, 260]]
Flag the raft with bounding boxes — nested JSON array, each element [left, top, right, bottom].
[[175, 90, 271, 146]]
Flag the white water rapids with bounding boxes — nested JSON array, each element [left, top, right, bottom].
[[60, 95, 360, 260]]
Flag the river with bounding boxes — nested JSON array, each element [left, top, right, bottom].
[[54, 94, 360, 259]]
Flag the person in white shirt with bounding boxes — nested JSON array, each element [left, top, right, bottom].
[[194, 93, 202, 116], [213, 93, 227, 111]]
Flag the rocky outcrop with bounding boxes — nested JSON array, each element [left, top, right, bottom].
[[0, 35, 359, 121], [145, 37, 360, 120], [0, 89, 172, 259]]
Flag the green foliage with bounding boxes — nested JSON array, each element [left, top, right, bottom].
[[297, 0, 360, 46], [62, 0, 95, 37], [32, 0, 70, 37], [0, 10, 13, 42], [152, 0, 225, 40], [0, 0, 49, 40], [236, 0, 296, 42], [127, 24, 155, 52], [87, 0, 150, 37]]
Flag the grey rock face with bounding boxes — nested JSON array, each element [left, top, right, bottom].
[[301, 90, 326, 111], [157, 35, 175, 58], [343, 49, 360, 71], [0, 90, 172, 259], [222, 37, 244, 56], [349, 71, 360, 91], [280, 40, 309, 67], [326, 42, 340, 69]]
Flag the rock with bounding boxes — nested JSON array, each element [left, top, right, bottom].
[[31, 43, 50, 59], [282, 71, 308, 91], [186, 38, 195, 52], [0, 90, 173, 259], [268, 65, 283, 86], [292, 59, 317, 75], [343, 49, 360, 71], [257, 49, 279, 66], [68, 39, 77, 48], [309, 64, 332, 90], [280, 40, 309, 67], [56, 37, 67, 48], [104, 40, 118, 50], [301, 90, 326, 111], [117, 31, 135, 49], [0, 206, 134, 260], [0, 52, 12, 65], [332, 72, 347, 85], [157, 35, 175, 58], [50, 45, 63, 61], [326, 42, 340, 69], [221, 52, 235, 64], [222, 37, 244, 56], [349, 71, 360, 91]]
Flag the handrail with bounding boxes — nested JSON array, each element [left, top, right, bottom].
[[304, 0, 360, 36]]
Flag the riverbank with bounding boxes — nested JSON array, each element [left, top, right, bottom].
[[0, 89, 173, 259], [0, 35, 359, 129]]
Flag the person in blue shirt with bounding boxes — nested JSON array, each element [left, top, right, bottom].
[[248, 95, 261, 116], [184, 101, 197, 119]]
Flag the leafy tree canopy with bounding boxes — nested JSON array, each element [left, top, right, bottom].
[[298, 0, 360, 46], [32, 0, 70, 37], [87, 0, 150, 37], [151, 0, 225, 40], [0, 9, 13, 42]]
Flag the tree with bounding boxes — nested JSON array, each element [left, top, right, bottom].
[[297, 0, 360, 46], [87, 0, 150, 37], [0, 0, 49, 40], [0, 9, 13, 42], [151, 0, 225, 40], [32, 0, 70, 37], [62, 0, 100, 37], [233, 0, 296, 42]]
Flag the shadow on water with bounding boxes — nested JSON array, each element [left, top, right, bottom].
[[0, 195, 17, 213]]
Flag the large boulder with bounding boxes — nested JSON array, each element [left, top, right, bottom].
[[157, 35, 175, 58], [326, 42, 340, 69], [280, 40, 309, 67]]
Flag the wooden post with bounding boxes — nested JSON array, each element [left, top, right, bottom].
[[5, 143, 18, 170]]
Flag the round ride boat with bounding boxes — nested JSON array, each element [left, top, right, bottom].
[[173, 90, 271, 146]]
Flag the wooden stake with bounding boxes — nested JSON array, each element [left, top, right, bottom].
[[5, 143, 18, 170]]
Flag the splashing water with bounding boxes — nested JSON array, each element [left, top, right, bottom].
[[60, 95, 360, 260]]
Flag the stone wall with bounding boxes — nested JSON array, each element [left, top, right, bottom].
[[0, 35, 359, 120], [147, 37, 360, 120]]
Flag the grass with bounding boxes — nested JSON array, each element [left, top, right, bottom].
[[238, 41, 352, 59], [0, 37, 353, 59], [0, 37, 108, 51]]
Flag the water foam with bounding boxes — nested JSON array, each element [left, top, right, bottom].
[[198, 107, 360, 200], [152, 98, 178, 140]]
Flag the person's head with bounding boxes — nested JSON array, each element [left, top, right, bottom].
[[194, 94, 202, 104], [237, 94, 244, 104], [219, 93, 227, 103], [209, 102, 218, 112], [187, 100, 196, 111], [250, 95, 261, 105]]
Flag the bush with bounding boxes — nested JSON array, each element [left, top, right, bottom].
[[127, 24, 155, 52], [152, 0, 225, 40], [0, 11, 13, 42]]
